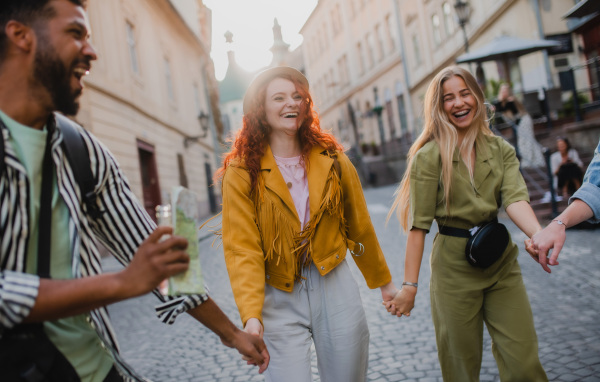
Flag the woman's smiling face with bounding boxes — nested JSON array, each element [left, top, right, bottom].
[[264, 77, 304, 136], [442, 75, 476, 132]]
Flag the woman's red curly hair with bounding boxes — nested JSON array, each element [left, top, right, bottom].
[[215, 74, 343, 190]]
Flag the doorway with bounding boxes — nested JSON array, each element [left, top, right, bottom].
[[137, 140, 161, 221]]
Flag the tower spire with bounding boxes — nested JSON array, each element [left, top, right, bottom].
[[270, 18, 290, 66]]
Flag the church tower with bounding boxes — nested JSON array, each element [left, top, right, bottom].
[[269, 18, 290, 66]]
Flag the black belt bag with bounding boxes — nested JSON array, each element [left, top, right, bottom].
[[439, 218, 509, 268]]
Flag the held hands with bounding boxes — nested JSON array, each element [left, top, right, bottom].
[[119, 226, 190, 297], [379, 281, 399, 302], [525, 222, 563, 273], [383, 286, 417, 318], [239, 318, 269, 374]]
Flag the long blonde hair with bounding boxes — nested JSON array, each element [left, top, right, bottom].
[[388, 66, 494, 231]]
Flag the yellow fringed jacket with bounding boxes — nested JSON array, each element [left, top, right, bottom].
[[221, 145, 392, 325]]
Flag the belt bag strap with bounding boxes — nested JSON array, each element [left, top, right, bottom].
[[438, 217, 499, 239], [438, 225, 470, 238]]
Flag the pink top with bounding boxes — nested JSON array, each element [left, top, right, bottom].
[[273, 155, 310, 229]]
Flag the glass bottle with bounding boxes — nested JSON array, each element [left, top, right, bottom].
[[155, 204, 172, 295]]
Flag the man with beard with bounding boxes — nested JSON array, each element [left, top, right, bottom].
[[0, 1, 269, 381]]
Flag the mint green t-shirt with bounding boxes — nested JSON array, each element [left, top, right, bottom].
[[1, 111, 114, 382]]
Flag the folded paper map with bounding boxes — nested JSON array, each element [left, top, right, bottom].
[[167, 186, 205, 295]]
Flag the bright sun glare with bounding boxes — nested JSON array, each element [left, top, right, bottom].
[[204, 0, 318, 80]]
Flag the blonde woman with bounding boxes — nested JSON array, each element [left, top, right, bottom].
[[385, 66, 548, 381]]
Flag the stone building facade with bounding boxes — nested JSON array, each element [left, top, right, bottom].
[[80, 0, 220, 218], [299, 0, 587, 184]]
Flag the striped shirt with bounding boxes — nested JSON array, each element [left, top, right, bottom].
[[0, 114, 208, 381]]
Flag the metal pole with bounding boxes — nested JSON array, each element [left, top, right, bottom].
[[511, 122, 520, 161], [373, 87, 387, 158], [460, 24, 473, 73], [543, 87, 552, 129], [376, 111, 386, 158], [570, 68, 583, 122], [461, 24, 469, 53]]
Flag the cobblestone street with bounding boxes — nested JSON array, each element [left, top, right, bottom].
[[106, 185, 600, 382]]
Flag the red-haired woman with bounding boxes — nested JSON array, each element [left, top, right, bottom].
[[216, 66, 397, 381]]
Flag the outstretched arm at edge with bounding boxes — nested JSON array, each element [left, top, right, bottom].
[[526, 199, 593, 273]]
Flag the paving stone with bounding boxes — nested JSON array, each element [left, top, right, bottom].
[[106, 185, 600, 381], [556, 373, 586, 382]]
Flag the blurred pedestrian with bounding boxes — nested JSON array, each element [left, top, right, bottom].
[[0, 1, 268, 380], [550, 136, 584, 197], [494, 83, 545, 168], [216, 66, 398, 382], [527, 138, 600, 268], [386, 66, 548, 381]]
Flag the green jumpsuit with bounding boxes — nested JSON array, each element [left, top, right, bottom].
[[409, 135, 547, 381]]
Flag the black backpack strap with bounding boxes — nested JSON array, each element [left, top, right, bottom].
[[54, 113, 103, 220], [38, 120, 55, 278], [0, 123, 6, 179]]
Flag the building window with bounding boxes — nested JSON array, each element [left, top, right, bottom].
[[366, 33, 376, 68], [384, 88, 396, 137], [331, 10, 338, 35], [164, 57, 174, 101], [375, 24, 385, 60], [126, 21, 139, 74], [193, 83, 201, 114], [317, 30, 323, 52], [329, 68, 336, 95], [442, 2, 455, 36], [336, 3, 343, 32], [431, 14, 441, 46], [338, 54, 350, 86], [344, 55, 350, 85], [330, 4, 343, 35], [385, 14, 396, 52], [395, 81, 408, 134], [412, 34, 422, 66], [356, 42, 365, 74]]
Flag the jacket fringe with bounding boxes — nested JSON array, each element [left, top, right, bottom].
[[219, 154, 350, 284], [253, 175, 295, 270], [253, 158, 349, 282]]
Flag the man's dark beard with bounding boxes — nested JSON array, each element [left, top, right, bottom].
[[33, 35, 81, 116]]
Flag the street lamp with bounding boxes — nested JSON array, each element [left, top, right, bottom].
[[454, 0, 471, 54], [372, 87, 386, 157], [183, 110, 210, 148]]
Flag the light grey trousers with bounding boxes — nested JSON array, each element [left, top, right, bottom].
[[262, 260, 370, 382]]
